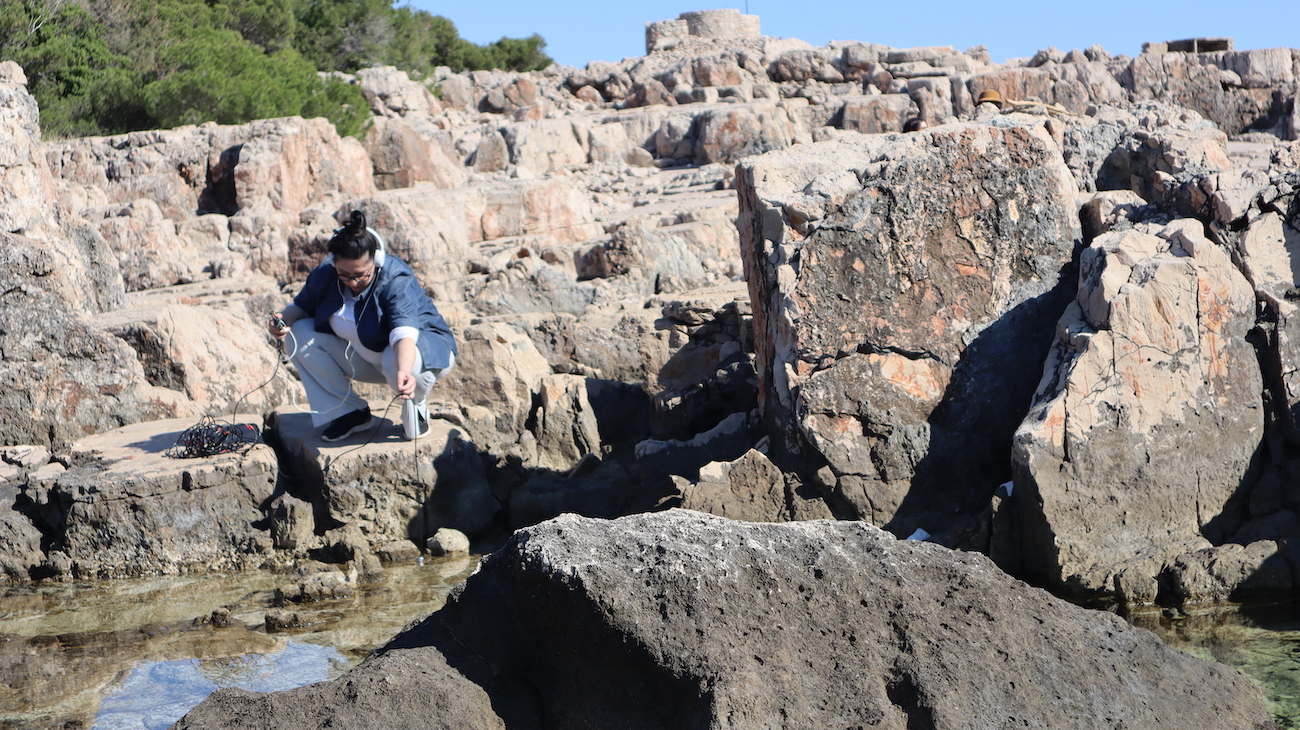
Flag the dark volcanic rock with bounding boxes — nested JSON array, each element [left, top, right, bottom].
[[175, 511, 1274, 729]]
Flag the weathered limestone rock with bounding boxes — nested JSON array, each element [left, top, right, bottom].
[[356, 66, 442, 118], [348, 177, 601, 303], [0, 63, 58, 240], [47, 126, 214, 221], [1162, 540, 1296, 603], [694, 102, 796, 163], [1079, 189, 1150, 239], [436, 74, 475, 111], [270, 403, 499, 543], [1045, 62, 1128, 111], [1, 70, 126, 316], [436, 323, 551, 439], [86, 198, 207, 291], [471, 129, 510, 172], [585, 121, 634, 163], [769, 49, 844, 83], [230, 116, 375, 216], [1013, 221, 1264, 597], [49, 115, 375, 285], [0, 232, 186, 449], [737, 121, 1080, 540], [364, 116, 467, 191], [1240, 209, 1300, 299], [967, 67, 1055, 110], [1127, 48, 1290, 134], [177, 511, 1275, 729], [496, 300, 677, 388], [427, 527, 469, 556], [18, 417, 276, 578], [680, 448, 832, 521], [501, 118, 588, 172], [530, 374, 600, 472], [93, 275, 292, 416], [839, 94, 917, 134]]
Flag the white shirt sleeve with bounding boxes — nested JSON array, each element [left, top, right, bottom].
[[389, 326, 419, 346]]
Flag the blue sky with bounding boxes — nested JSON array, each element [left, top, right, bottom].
[[404, 1, 1298, 69]]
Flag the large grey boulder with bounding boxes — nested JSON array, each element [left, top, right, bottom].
[[175, 511, 1274, 729], [737, 120, 1080, 540], [1013, 221, 1263, 598]]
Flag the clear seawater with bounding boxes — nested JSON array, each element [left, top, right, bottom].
[[0, 555, 477, 729]]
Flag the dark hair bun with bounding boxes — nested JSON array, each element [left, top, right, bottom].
[[328, 210, 378, 260]]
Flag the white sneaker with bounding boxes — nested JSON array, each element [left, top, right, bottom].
[[402, 400, 430, 440]]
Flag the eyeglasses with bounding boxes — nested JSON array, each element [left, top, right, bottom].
[[335, 267, 373, 283]]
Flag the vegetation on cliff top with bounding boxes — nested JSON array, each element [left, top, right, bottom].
[[0, 0, 551, 139]]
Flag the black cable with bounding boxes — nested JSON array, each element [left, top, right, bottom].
[[167, 323, 286, 460], [323, 394, 404, 475], [165, 415, 261, 459], [229, 355, 283, 423]]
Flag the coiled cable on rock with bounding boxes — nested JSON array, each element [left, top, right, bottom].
[[166, 322, 290, 460], [165, 415, 261, 459]]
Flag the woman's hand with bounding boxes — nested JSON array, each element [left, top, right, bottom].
[[394, 338, 418, 399], [268, 312, 289, 340], [396, 370, 416, 399]]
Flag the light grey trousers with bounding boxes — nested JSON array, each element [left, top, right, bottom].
[[286, 318, 453, 437]]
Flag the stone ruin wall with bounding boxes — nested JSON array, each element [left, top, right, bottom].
[[647, 9, 760, 53]]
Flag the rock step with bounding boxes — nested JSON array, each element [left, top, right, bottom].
[[19, 415, 278, 579]]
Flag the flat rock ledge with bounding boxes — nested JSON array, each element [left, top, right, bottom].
[[19, 416, 277, 579], [174, 510, 1273, 730]]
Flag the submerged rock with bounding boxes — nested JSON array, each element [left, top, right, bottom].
[[176, 511, 1273, 729]]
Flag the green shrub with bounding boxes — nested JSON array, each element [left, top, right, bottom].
[[0, 0, 549, 138]]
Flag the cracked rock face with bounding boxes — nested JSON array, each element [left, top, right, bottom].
[[1013, 220, 1264, 596], [737, 121, 1080, 537], [175, 511, 1274, 729]]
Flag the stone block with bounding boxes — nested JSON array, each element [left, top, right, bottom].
[[20, 416, 278, 579]]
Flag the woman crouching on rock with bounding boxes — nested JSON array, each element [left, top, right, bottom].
[[268, 210, 457, 442]]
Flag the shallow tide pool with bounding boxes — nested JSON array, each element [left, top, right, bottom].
[[0, 556, 478, 729]]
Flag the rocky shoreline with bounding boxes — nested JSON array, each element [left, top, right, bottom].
[[174, 511, 1276, 729], [2, 8, 1300, 725]]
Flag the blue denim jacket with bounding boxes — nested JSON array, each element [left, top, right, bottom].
[[292, 250, 457, 371]]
